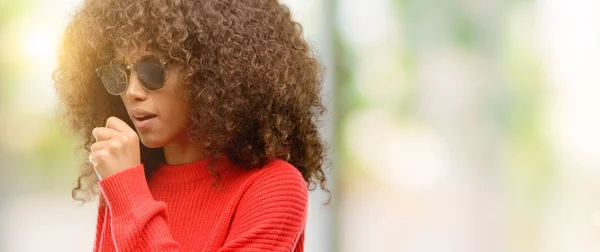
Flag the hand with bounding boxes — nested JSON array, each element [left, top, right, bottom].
[[89, 116, 141, 180]]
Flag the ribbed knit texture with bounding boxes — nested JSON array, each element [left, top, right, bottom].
[[93, 157, 308, 252]]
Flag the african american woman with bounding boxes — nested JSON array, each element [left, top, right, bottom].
[[52, 0, 329, 251]]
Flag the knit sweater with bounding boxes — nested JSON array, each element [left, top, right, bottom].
[[92, 157, 308, 252]]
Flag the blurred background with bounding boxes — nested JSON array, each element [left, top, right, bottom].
[[1, 0, 600, 251]]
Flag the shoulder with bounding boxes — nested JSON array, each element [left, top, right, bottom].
[[240, 158, 308, 201], [223, 158, 309, 248], [255, 158, 305, 183]]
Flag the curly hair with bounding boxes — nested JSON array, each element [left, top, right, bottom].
[[53, 0, 330, 204]]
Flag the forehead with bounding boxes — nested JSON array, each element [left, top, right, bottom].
[[114, 42, 156, 64]]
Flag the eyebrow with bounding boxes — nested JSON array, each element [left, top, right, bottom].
[[108, 54, 159, 66], [135, 55, 159, 64]]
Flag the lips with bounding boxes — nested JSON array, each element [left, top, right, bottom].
[[130, 108, 157, 130], [133, 115, 157, 121], [131, 108, 157, 119]]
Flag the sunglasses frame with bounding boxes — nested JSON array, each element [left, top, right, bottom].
[[95, 58, 169, 96]]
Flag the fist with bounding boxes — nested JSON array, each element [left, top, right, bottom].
[[89, 116, 141, 180]]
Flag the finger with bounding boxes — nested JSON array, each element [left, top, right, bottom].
[[105, 116, 136, 135], [91, 138, 128, 155], [88, 153, 98, 179], [88, 152, 94, 165], [92, 127, 121, 142], [90, 140, 110, 152], [88, 149, 107, 166]]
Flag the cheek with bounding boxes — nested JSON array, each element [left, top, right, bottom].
[[149, 71, 189, 142], [164, 100, 190, 128], [139, 110, 188, 148], [158, 94, 191, 134], [137, 97, 190, 148]]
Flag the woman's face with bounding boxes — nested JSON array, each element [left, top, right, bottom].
[[117, 44, 190, 148]]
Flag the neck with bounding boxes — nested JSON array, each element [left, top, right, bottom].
[[163, 131, 206, 165]]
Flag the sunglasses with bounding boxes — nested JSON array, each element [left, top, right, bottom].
[[95, 58, 168, 95]]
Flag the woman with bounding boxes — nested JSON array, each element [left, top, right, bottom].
[[53, 0, 329, 251]]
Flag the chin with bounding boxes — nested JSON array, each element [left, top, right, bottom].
[[139, 135, 167, 148]]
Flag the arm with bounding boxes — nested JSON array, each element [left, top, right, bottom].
[[98, 164, 181, 252], [218, 164, 309, 252], [92, 202, 107, 252]]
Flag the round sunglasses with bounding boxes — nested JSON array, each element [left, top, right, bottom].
[[95, 58, 168, 95]]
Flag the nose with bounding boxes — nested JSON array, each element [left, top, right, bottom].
[[122, 70, 148, 101]]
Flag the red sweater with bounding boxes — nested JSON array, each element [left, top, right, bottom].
[[93, 157, 308, 252]]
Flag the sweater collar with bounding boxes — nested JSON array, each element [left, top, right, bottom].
[[151, 154, 232, 184]]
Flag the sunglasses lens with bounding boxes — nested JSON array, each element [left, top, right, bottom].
[[136, 61, 165, 90], [99, 64, 128, 95]]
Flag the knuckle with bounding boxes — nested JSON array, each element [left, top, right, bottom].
[[125, 133, 137, 141], [97, 150, 108, 159], [109, 140, 122, 149], [89, 151, 105, 163], [120, 135, 129, 142]]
